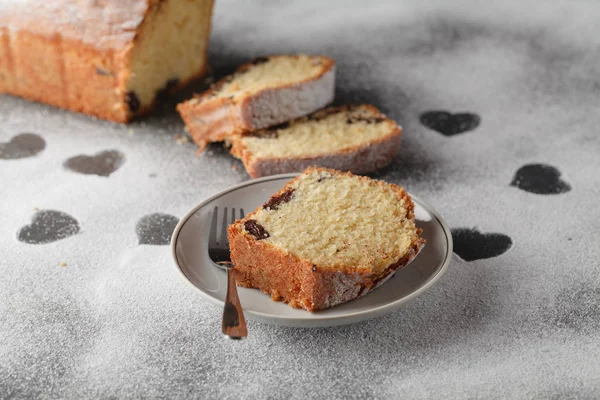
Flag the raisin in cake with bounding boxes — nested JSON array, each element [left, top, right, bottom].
[[0, 0, 214, 122], [228, 167, 425, 311], [177, 55, 335, 151], [230, 105, 402, 178]]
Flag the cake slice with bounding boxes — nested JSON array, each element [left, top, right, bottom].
[[227, 167, 425, 312], [177, 55, 335, 151], [0, 0, 214, 122], [229, 105, 402, 178]]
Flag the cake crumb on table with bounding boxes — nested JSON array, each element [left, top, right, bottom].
[[176, 135, 190, 145]]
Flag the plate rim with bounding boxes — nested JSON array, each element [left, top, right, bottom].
[[170, 173, 453, 327]]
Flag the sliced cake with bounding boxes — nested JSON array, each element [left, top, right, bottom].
[[177, 55, 335, 151], [227, 167, 425, 312], [0, 0, 214, 122], [229, 105, 402, 178]]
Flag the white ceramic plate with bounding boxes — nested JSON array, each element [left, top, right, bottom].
[[171, 173, 453, 328]]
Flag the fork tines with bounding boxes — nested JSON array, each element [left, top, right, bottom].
[[209, 206, 245, 250]]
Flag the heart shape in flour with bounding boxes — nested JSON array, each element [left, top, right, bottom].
[[63, 150, 125, 177], [451, 228, 512, 261], [18, 210, 80, 244], [0, 133, 46, 159], [510, 163, 571, 195], [419, 111, 480, 136], [136, 213, 180, 245]]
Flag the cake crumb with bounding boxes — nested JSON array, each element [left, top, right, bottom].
[[176, 135, 190, 145], [59, 262, 67, 267], [33, 207, 39, 211], [128, 128, 135, 135]]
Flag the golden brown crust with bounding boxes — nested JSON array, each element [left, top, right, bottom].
[[229, 105, 402, 178], [230, 224, 423, 311], [177, 95, 249, 151], [0, 1, 144, 122], [176, 55, 335, 151], [228, 168, 425, 311], [0, 0, 213, 123], [0, 1, 148, 51]]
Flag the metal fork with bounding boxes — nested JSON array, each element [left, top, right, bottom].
[[208, 206, 248, 339]]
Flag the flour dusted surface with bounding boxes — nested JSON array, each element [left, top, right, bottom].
[[2, 0, 600, 398]]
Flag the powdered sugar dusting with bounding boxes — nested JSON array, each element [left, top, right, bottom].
[[0, 0, 147, 49]]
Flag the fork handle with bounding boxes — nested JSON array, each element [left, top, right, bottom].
[[222, 267, 248, 339]]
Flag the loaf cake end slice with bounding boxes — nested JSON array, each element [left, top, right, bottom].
[[121, 0, 214, 121], [227, 167, 425, 311], [230, 105, 402, 178], [0, 0, 214, 122], [177, 55, 335, 151]]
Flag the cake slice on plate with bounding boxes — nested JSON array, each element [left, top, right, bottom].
[[227, 167, 425, 311], [177, 55, 335, 151], [229, 105, 402, 178]]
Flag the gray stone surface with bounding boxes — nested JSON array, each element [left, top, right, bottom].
[[2, 0, 600, 398]]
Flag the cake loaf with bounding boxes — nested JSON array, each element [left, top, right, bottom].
[[0, 0, 214, 122], [229, 105, 402, 178], [177, 55, 335, 151], [228, 167, 425, 311]]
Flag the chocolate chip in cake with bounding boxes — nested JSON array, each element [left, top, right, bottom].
[[348, 116, 386, 124], [317, 173, 331, 183], [309, 106, 343, 122], [251, 56, 270, 65], [248, 130, 278, 139], [125, 91, 140, 113], [244, 220, 269, 240], [155, 78, 180, 103], [312, 265, 317, 272], [165, 78, 180, 91], [263, 188, 295, 210], [273, 121, 290, 130]]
